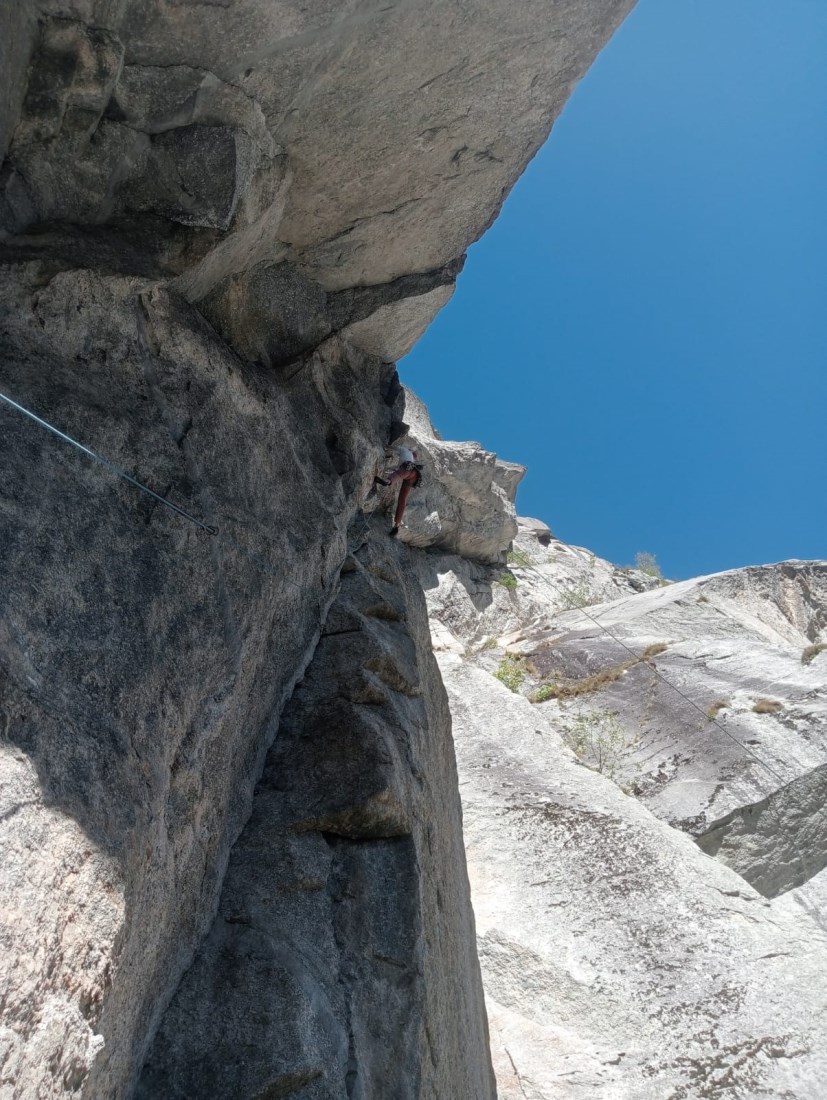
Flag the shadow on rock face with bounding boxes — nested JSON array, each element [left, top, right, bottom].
[[0, 256, 395, 1099], [697, 764, 827, 898], [414, 550, 497, 618]]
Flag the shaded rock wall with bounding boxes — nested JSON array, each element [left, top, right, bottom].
[[0, 251, 396, 1097], [137, 524, 493, 1100]]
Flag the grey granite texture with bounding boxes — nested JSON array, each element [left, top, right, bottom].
[[1, 0, 636, 360], [0, 3, 639, 1095], [137, 526, 494, 1100], [418, 501, 827, 1097], [0, 251, 396, 1099]]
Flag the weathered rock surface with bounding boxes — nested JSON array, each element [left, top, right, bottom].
[[1, 0, 636, 362], [416, 471, 827, 1097], [508, 562, 827, 846], [0, 255, 397, 1098], [137, 524, 493, 1100], [439, 652, 827, 1099], [373, 389, 525, 564], [0, 3, 646, 1097], [697, 763, 827, 898], [415, 513, 660, 649]]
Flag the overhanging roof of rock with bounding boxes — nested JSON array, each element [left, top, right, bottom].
[[2, 0, 635, 361]]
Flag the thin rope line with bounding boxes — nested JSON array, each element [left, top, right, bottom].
[[0, 388, 320, 594], [0, 386, 799, 773], [0, 383, 813, 882], [0, 389, 219, 535], [0, 387, 318, 594]]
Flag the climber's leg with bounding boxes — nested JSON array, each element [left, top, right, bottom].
[[394, 479, 413, 527]]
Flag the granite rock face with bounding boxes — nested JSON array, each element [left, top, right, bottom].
[[416, 515, 660, 650], [0, 3, 648, 1096], [0, 253, 398, 1098], [1, 0, 636, 362], [372, 389, 526, 564], [440, 652, 827, 1099], [137, 524, 493, 1100], [0, 3, 642, 1096], [506, 562, 827, 852], [416, 482, 827, 1096]]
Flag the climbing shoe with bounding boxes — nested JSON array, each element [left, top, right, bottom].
[[389, 526, 399, 538], [374, 476, 389, 487]]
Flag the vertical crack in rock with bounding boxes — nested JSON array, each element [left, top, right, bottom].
[[0, 3, 643, 1095], [136, 524, 493, 1098], [0, 248, 399, 1098]]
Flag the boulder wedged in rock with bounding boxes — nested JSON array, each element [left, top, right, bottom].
[[1, 0, 637, 363], [0, 252, 397, 1099], [137, 523, 494, 1100]]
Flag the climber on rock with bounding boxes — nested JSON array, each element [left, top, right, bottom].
[[374, 445, 423, 537]]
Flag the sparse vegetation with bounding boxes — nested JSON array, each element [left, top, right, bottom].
[[707, 699, 730, 720], [697, 595, 709, 604], [494, 655, 525, 693], [496, 570, 518, 591], [507, 548, 533, 568], [530, 662, 629, 702], [561, 710, 639, 785], [752, 698, 783, 715], [480, 636, 498, 652], [531, 643, 667, 704], [530, 683, 560, 703], [559, 582, 595, 610], [802, 643, 827, 666], [635, 551, 663, 579]]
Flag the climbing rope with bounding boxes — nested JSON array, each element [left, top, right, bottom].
[[0, 389, 218, 535], [0, 387, 307, 588], [0, 383, 814, 882], [566, 597, 790, 788]]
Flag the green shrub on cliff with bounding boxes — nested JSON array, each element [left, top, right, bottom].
[[494, 655, 525, 693]]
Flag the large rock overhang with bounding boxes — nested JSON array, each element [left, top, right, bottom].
[[1, 0, 637, 367]]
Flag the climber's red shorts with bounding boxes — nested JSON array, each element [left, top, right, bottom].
[[387, 466, 418, 526]]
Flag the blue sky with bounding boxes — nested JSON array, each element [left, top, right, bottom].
[[401, 1, 826, 580]]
